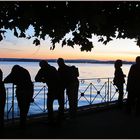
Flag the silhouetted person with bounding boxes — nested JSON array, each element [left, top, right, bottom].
[[4, 65, 33, 128], [113, 60, 126, 108], [0, 69, 6, 128], [57, 58, 79, 119], [35, 60, 64, 124], [127, 56, 140, 115]]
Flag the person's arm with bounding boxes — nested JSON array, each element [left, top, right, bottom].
[[74, 66, 79, 77], [35, 69, 46, 82], [71, 66, 79, 77], [120, 68, 126, 80], [76, 67, 79, 77], [4, 72, 14, 83], [127, 65, 134, 91]]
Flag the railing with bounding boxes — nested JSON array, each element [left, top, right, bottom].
[[4, 77, 128, 121]]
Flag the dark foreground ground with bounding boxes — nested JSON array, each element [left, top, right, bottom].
[[1, 104, 140, 139]]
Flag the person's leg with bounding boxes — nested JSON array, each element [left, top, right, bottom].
[[0, 107, 4, 128], [57, 90, 64, 121], [71, 81, 79, 118], [118, 84, 124, 108], [67, 82, 79, 119], [0, 92, 6, 128], [126, 91, 135, 114], [135, 94, 140, 116], [19, 98, 29, 128], [47, 93, 54, 123], [16, 93, 24, 127], [67, 85, 73, 118], [16, 91, 30, 128]]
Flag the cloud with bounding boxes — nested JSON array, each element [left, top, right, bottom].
[[115, 51, 140, 55], [4, 39, 17, 46], [0, 47, 23, 52]]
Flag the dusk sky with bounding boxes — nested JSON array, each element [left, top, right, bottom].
[[0, 27, 140, 62]]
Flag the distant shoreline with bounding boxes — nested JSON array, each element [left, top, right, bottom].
[[0, 58, 134, 65]]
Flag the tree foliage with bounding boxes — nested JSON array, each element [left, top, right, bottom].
[[0, 1, 140, 51]]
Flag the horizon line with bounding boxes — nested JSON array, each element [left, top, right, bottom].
[[0, 57, 134, 64]]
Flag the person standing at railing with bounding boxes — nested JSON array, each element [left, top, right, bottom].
[[0, 69, 6, 128], [127, 56, 140, 116], [35, 60, 64, 124], [113, 59, 126, 108], [4, 65, 33, 128], [57, 58, 79, 119]]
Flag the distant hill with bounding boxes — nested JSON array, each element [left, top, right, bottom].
[[0, 58, 134, 64], [0, 58, 42, 62]]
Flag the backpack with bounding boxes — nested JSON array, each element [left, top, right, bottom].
[[70, 65, 79, 79]]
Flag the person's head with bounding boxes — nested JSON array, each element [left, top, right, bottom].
[[114, 59, 122, 68], [39, 60, 48, 68], [57, 58, 65, 67], [12, 65, 21, 73], [136, 56, 140, 65]]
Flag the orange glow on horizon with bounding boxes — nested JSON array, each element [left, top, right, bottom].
[[0, 49, 136, 62], [0, 34, 139, 62]]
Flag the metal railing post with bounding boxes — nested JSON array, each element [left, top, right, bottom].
[[107, 78, 110, 102], [90, 83, 92, 105], [43, 86, 46, 112], [12, 84, 15, 122], [6, 88, 9, 120], [110, 81, 112, 102], [105, 82, 107, 102]]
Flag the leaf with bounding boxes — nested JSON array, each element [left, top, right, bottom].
[[0, 30, 6, 34], [26, 36, 31, 39], [33, 38, 40, 46], [103, 40, 108, 45], [19, 32, 26, 38], [62, 39, 66, 47], [0, 34, 3, 41], [67, 39, 74, 47], [14, 28, 18, 37], [98, 37, 104, 42], [137, 38, 140, 47], [50, 43, 55, 50]]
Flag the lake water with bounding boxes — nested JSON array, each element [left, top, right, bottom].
[[0, 61, 131, 80], [1, 61, 131, 118]]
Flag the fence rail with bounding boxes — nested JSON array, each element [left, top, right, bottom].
[[4, 77, 128, 121]]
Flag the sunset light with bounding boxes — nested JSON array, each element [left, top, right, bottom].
[[0, 29, 139, 62]]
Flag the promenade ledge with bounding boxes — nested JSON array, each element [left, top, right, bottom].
[[1, 101, 140, 139]]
